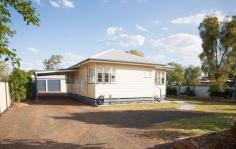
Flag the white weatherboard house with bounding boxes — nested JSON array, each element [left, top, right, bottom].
[[35, 49, 174, 104]]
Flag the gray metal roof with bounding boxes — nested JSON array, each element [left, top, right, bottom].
[[69, 49, 175, 70]]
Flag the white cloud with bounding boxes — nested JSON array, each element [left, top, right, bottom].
[[171, 11, 226, 25], [27, 48, 39, 53], [103, 26, 145, 47], [136, 25, 149, 32], [162, 27, 168, 31], [49, 0, 60, 7], [106, 26, 123, 36], [150, 33, 202, 58], [154, 20, 159, 24], [117, 34, 145, 47], [49, 0, 74, 8], [62, 0, 74, 8]]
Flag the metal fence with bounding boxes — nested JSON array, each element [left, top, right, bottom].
[[0, 82, 11, 113]]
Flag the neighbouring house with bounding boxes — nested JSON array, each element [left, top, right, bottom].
[[34, 49, 174, 104]]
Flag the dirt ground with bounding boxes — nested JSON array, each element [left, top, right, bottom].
[[0, 95, 204, 149]]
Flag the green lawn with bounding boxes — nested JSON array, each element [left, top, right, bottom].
[[99, 99, 236, 141]]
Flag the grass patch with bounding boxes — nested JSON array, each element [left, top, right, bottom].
[[143, 98, 236, 140], [100, 98, 236, 140], [99, 101, 180, 111]]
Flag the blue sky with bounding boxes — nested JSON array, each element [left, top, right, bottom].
[[8, 0, 236, 70]]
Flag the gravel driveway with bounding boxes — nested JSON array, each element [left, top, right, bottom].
[[0, 95, 204, 149]]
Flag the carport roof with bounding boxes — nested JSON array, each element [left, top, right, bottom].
[[35, 69, 76, 76]]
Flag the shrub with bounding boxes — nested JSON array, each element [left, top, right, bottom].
[[167, 87, 177, 96], [184, 86, 195, 96], [208, 83, 233, 99], [8, 68, 32, 102]]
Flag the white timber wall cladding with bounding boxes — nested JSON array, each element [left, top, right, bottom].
[[95, 64, 157, 99], [0, 82, 11, 113]]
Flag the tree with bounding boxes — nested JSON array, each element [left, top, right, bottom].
[[199, 16, 236, 85], [43, 55, 63, 70], [167, 62, 185, 86], [8, 68, 32, 102], [0, 0, 40, 66], [0, 62, 9, 81], [184, 65, 202, 85], [126, 49, 144, 57]]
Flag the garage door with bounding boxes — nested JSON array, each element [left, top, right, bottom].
[[48, 80, 61, 92]]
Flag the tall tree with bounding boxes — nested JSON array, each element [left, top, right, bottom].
[[184, 65, 202, 85], [167, 62, 185, 86], [199, 16, 236, 85], [0, 0, 40, 66], [126, 49, 144, 57], [43, 55, 63, 70]]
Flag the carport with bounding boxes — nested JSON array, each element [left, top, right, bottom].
[[33, 69, 77, 100]]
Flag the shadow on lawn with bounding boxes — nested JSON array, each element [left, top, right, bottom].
[[51, 110, 207, 129], [0, 139, 107, 149]]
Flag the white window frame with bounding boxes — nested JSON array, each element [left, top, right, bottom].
[[88, 66, 95, 83], [104, 66, 110, 83], [96, 66, 103, 83], [111, 67, 116, 83], [95, 65, 116, 84], [156, 71, 165, 85]]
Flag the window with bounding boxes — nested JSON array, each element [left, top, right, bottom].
[[48, 80, 60, 92], [88, 67, 95, 83], [95, 66, 116, 83], [144, 71, 151, 78], [111, 68, 116, 83], [156, 71, 165, 85], [97, 67, 103, 83], [37, 80, 46, 92], [66, 73, 76, 84], [104, 67, 110, 83]]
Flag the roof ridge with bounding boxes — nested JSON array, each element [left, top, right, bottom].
[[90, 49, 116, 58]]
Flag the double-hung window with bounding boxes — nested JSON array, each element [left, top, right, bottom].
[[111, 68, 116, 83], [88, 67, 95, 83], [104, 67, 110, 83], [95, 66, 116, 83], [97, 67, 103, 83], [156, 71, 165, 85]]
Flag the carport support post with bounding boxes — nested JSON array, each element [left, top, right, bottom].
[[34, 72, 39, 101]]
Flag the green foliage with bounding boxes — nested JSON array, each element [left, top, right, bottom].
[[43, 54, 63, 70], [208, 83, 233, 99], [166, 87, 177, 96], [8, 68, 32, 102], [184, 86, 195, 97], [199, 16, 236, 83], [184, 65, 202, 85], [0, 0, 40, 66], [0, 62, 9, 81], [126, 49, 144, 57], [167, 62, 185, 85]]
